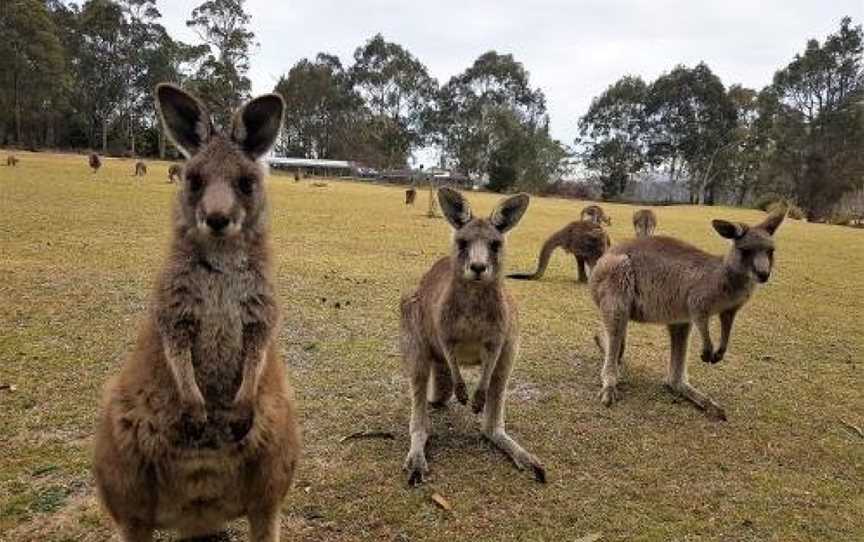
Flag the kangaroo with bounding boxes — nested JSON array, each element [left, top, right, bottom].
[[580, 204, 611, 226], [405, 187, 417, 205], [508, 221, 611, 283], [134, 161, 147, 176], [167, 164, 183, 183], [589, 210, 786, 421], [401, 187, 545, 486], [6, 155, 19, 166], [632, 209, 657, 238], [93, 84, 300, 542], [89, 153, 102, 173]]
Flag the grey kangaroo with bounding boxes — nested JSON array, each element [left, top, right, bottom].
[[134, 161, 147, 176], [632, 209, 657, 237], [168, 163, 183, 183], [581, 204, 611, 225], [589, 210, 785, 420], [93, 84, 300, 542], [508, 221, 610, 283], [89, 153, 102, 173], [400, 187, 546, 486]]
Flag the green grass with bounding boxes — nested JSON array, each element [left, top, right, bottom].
[[1, 150, 862, 541]]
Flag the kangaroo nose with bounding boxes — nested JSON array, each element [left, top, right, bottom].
[[756, 271, 770, 283], [470, 263, 487, 275], [206, 214, 230, 233]]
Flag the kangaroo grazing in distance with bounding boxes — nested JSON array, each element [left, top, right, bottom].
[[134, 161, 147, 176], [400, 187, 545, 486], [405, 186, 417, 205], [94, 84, 300, 542], [589, 210, 786, 420], [581, 204, 611, 226], [6, 155, 19, 166], [167, 163, 183, 183], [509, 221, 611, 283], [633, 209, 657, 238], [89, 153, 102, 173]]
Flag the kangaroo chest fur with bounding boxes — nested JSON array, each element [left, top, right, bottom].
[[186, 252, 270, 404], [435, 284, 508, 367]]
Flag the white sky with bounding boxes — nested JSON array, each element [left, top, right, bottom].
[[158, 1, 863, 158]]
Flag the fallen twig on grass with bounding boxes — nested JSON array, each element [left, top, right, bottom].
[[339, 430, 396, 443], [839, 419, 864, 438]]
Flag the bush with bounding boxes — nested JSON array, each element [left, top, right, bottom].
[[829, 189, 864, 227], [540, 180, 598, 200], [787, 205, 805, 220], [754, 192, 785, 211]]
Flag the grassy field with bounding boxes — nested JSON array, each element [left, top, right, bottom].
[[0, 150, 862, 541]]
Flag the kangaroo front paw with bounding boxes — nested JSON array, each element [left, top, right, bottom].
[[454, 381, 469, 405], [598, 385, 620, 407], [701, 348, 714, 363], [403, 451, 429, 487], [472, 388, 486, 414], [710, 348, 726, 364]]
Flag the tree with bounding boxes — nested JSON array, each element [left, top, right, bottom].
[[577, 75, 648, 199], [766, 16, 864, 217], [186, 0, 256, 127], [0, 0, 66, 146], [349, 34, 437, 168], [644, 63, 738, 204], [274, 54, 362, 159], [435, 51, 547, 180]]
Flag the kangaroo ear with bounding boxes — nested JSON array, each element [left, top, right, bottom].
[[491, 193, 530, 233], [231, 94, 285, 159], [155, 83, 212, 158], [712, 219, 747, 240], [757, 210, 786, 236], [438, 187, 473, 229]]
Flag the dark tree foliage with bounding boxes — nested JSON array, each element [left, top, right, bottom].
[[577, 75, 648, 199]]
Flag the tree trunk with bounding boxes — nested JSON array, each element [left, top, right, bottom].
[[102, 118, 108, 154], [13, 68, 22, 144]]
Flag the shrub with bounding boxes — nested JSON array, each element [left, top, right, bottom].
[[754, 192, 785, 211], [830, 189, 864, 227]]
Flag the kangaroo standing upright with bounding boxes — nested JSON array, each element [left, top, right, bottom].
[[168, 164, 182, 183], [94, 84, 300, 542], [400, 188, 545, 486], [89, 153, 102, 173], [134, 161, 147, 177], [590, 211, 785, 420], [508, 221, 610, 283], [581, 204, 611, 226], [632, 209, 657, 237], [405, 186, 417, 205]]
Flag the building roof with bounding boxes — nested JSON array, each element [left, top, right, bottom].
[[267, 157, 354, 168]]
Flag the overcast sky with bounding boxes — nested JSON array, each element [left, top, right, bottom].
[[158, 1, 862, 159]]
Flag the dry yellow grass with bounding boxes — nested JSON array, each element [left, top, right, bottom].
[[0, 150, 862, 541]]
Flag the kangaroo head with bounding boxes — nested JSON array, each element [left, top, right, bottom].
[[438, 187, 530, 283], [156, 84, 284, 242], [712, 210, 785, 284]]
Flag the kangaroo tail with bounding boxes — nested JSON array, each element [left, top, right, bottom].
[[507, 232, 562, 280]]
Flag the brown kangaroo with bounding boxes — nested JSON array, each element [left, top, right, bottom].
[[589, 210, 786, 421], [400, 187, 545, 486], [508, 221, 611, 283], [405, 186, 417, 205], [134, 161, 147, 176], [580, 204, 611, 225], [168, 163, 182, 183], [89, 153, 102, 173], [6, 155, 19, 166], [93, 84, 300, 542], [632, 209, 657, 238]]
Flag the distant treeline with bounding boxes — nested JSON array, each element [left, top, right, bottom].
[[1, 2, 862, 217]]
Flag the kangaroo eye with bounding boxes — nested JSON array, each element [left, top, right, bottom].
[[237, 175, 255, 196], [489, 240, 502, 253], [456, 239, 468, 252], [187, 173, 204, 192]]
